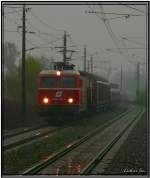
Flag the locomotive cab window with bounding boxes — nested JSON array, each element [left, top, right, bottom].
[[40, 77, 56, 88], [61, 77, 76, 88]]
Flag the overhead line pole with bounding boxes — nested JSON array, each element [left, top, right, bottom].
[[2, 5, 5, 101], [63, 30, 67, 64], [22, 4, 26, 116], [87, 60, 90, 72], [55, 31, 75, 65], [84, 45, 86, 72], [90, 55, 93, 73], [136, 62, 146, 103], [120, 65, 123, 92], [136, 62, 140, 103]]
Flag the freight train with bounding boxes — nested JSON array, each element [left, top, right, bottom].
[[37, 62, 121, 116]]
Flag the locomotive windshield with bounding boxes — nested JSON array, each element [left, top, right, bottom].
[[40, 77, 56, 88], [60, 77, 76, 88]]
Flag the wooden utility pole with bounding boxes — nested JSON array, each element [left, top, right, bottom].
[[84, 45, 86, 72], [22, 4, 26, 115]]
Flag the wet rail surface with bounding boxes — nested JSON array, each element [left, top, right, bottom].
[[4, 126, 61, 150], [3, 106, 128, 151], [22, 106, 141, 175], [4, 123, 47, 139]]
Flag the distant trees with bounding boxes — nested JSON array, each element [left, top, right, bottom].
[[4, 67, 21, 99], [26, 55, 42, 101], [38, 56, 51, 69], [5, 55, 42, 104], [111, 69, 146, 101], [137, 89, 147, 106], [4, 42, 19, 74]]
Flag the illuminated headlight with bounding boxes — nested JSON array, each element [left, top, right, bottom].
[[43, 97, 49, 104], [56, 71, 61, 76], [68, 98, 73, 103]]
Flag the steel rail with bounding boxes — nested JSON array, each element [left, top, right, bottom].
[[23, 107, 134, 175], [4, 127, 61, 151], [81, 107, 145, 175], [4, 123, 48, 139], [4, 107, 128, 151]]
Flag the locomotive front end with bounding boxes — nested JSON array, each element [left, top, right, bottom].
[[38, 70, 82, 115]]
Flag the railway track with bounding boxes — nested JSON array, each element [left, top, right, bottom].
[[81, 107, 145, 175], [3, 106, 128, 151], [4, 126, 61, 151], [22, 106, 139, 175], [4, 123, 47, 139]]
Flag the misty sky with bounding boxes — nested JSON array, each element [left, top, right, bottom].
[[3, 2, 147, 81]]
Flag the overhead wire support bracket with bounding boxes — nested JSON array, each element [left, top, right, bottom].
[[85, 10, 145, 16], [58, 50, 76, 52]]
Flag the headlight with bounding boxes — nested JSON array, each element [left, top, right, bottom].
[[43, 97, 49, 104], [68, 98, 73, 103], [56, 71, 61, 76]]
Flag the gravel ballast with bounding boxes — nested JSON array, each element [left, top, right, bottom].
[[103, 112, 147, 175]]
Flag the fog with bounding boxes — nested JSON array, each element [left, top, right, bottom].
[[3, 2, 147, 99]]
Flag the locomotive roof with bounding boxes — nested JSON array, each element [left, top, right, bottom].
[[79, 71, 109, 83], [39, 70, 80, 75]]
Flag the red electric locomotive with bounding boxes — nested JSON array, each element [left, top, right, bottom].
[[38, 63, 87, 115], [37, 62, 120, 117]]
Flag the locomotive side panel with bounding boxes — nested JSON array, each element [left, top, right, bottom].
[[79, 75, 88, 111]]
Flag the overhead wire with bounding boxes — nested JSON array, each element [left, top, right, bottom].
[[26, 21, 57, 45], [3, 5, 23, 9], [97, 4, 146, 65], [121, 37, 146, 46], [4, 29, 20, 33], [68, 36, 81, 52], [4, 15, 37, 47], [29, 10, 65, 32], [2, 4, 22, 9], [15, 9, 62, 51], [68, 35, 94, 63], [4, 9, 62, 53], [28, 9, 74, 60], [85, 11, 145, 16], [4, 15, 20, 26], [104, 15, 142, 21], [3, 9, 22, 14], [97, 5, 123, 53], [121, 38, 136, 65], [118, 2, 147, 14], [86, 3, 144, 65], [10, 6, 58, 40], [25, 10, 65, 53], [26, 20, 60, 38], [68, 34, 96, 60], [26, 37, 62, 51], [4, 5, 77, 58]]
